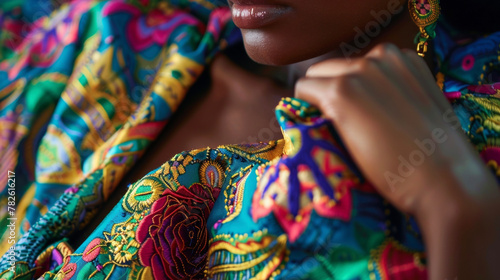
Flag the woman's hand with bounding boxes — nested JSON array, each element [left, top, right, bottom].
[[295, 43, 500, 280]]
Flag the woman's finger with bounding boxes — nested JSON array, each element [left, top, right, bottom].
[[402, 49, 452, 113], [304, 58, 355, 78], [366, 44, 443, 114], [295, 75, 423, 210]]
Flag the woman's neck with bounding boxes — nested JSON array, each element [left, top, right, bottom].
[[286, 7, 434, 86]]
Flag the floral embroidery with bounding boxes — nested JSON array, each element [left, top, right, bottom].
[[199, 157, 227, 189], [369, 240, 427, 280], [212, 166, 252, 229], [252, 99, 358, 243], [34, 241, 73, 279], [4, 1, 500, 279], [163, 152, 195, 185], [207, 231, 289, 280], [123, 177, 167, 213], [224, 140, 285, 163], [58, 256, 77, 280], [136, 183, 220, 279]]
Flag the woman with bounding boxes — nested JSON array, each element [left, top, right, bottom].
[[0, 0, 499, 279]]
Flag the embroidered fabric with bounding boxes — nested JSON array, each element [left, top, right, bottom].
[[1, 0, 500, 279]]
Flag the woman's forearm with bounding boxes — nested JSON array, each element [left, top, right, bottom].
[[416, 181, 500, 280]]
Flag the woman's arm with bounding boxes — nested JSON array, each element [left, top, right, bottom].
[[417, 181, 500, 280], [295, 43, 500, 280]]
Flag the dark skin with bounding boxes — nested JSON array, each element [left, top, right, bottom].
[[296, 46, 500, 280], [76, 1, 500, 279]]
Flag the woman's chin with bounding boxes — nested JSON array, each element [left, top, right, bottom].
[[244, 47, 293, 66], [241, 30, 306, 65], [241, 29, 343, 66]]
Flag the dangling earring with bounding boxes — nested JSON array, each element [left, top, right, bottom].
[[408, 0, 441, 57]]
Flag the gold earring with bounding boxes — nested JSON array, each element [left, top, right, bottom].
[[408, 0, 441, 57]]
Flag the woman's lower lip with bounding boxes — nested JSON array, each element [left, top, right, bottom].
[[230, 4, 291, 29]]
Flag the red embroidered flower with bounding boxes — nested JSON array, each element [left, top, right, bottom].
[[136, 183, 220, 279]]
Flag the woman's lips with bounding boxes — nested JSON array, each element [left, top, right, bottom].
[[230, 3, 292, 29]]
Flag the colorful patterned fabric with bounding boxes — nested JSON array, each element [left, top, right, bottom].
[[0, 0, 239, 278], [1, 1, 500, 279]]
